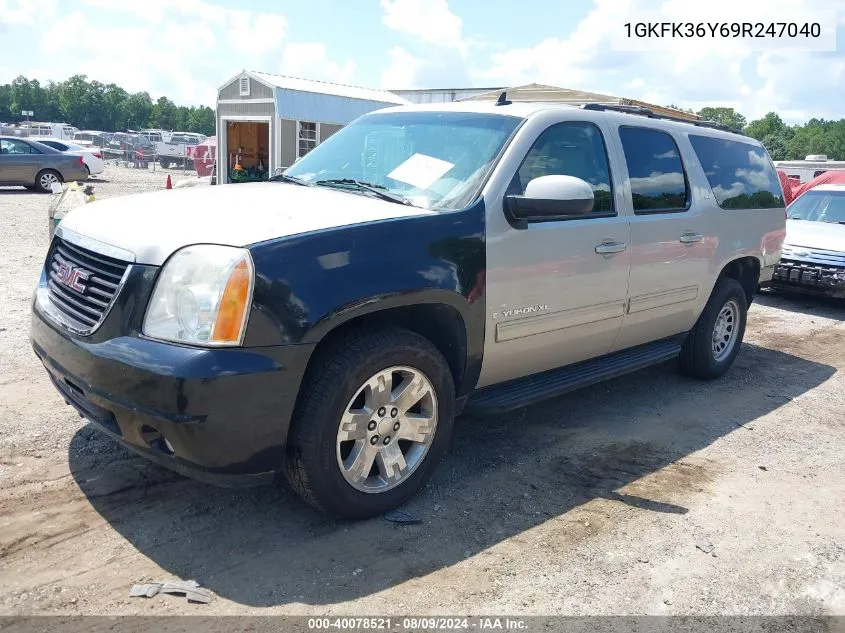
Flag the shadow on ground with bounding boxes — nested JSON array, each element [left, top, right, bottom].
[[756, 289, 845, 321], [0, 187, 39, 195], [68, 342, 834, 607]]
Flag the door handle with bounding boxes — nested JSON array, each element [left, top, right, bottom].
[[595, 241, 627, 254], [679, 232, 703, 244]]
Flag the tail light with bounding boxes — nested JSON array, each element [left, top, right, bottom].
[[78, 156, 85, 166], [93, 152, 102, 159]]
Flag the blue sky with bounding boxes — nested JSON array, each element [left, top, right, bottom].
[[0, 0, 843, 123]]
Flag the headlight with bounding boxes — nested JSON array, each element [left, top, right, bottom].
[[143, 245, 254, 346]]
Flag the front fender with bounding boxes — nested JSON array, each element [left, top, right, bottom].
[[243, 198, 487, 382]]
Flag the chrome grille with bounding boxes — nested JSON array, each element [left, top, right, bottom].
[[46, 238, 130, 332], [780, 245, 845, 268]]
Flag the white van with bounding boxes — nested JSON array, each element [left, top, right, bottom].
[[774, 155, 845, 183], [23, 122, 78, 140]]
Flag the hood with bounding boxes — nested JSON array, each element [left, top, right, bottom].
[[58, 182, 434, 266], [785, 219, 845, 253]]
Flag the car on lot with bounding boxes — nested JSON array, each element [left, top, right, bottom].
[[30, 100, 786, 517], [0, 136, 88, 192], [769, 183, 845, 299], [28, 137, 106, 176], [103, 133, 155, 166], [157, 132, 205, 168], [73, 131, 112, 149]]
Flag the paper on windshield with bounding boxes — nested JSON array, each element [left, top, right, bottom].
[[387, 153, 454, 190]]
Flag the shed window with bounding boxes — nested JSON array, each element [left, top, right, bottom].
[[239, 76, 250, 97], [298, 121, 318, 158]]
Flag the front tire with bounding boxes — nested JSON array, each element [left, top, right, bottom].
[[283, 328, 455, 518], [679, 277, 748, 379]]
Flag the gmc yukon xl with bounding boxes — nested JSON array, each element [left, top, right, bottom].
[[30, 100, 786, 518]]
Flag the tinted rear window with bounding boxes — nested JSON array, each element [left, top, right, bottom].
[[689, 135, 784, 209]]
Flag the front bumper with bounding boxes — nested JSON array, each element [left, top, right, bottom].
[[31, 306, 314, 486], [770, 258, 845, 299]]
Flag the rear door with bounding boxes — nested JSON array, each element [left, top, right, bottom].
[[610, 125, 713, 351], [478, 116, 632, 387]]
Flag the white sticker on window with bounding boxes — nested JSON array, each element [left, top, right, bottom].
[[387, 153, 454, 190]]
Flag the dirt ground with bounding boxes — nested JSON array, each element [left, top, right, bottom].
[[0, 167, 843, 617]]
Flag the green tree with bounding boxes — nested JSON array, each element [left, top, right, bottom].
[[0, 83, 13, 119], [101, 84, 129, 131], [744, 112, 786, 140], [696, 107, 747, 131], [123, 92, 153, 130], [150, 96, 178, 129], [187, 106, 215, 136]]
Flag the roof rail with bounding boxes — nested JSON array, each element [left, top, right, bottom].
[[580, 103, 744, 135]]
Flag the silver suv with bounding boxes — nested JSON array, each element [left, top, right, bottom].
[[30, 99, 786, 518]]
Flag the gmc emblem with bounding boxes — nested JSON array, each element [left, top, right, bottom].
[[56, 262, 90, 293]]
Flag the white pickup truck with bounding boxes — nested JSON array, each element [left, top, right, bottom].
[[144, 132, 206, 168]]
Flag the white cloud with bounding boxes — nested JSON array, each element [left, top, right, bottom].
[[380, 0, 467, 55], [0, 0, 58, 26], [630, 171, 685, 194], [281, 43, 357, 85], [735, 167, 772, 189], [469, 0, 845, 123], [380, 47, 425, 89], [713, 182, 747, 200]]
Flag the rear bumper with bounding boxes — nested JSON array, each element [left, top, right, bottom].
[[60, 166, 90, 182], [31, 308, 314, 486]]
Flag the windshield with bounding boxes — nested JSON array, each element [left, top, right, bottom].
[[787, 190, 845, 223], [283, 111, 521, 211]]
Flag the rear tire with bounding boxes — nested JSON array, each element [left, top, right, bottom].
[[283, 327, 455, 518], [34, 169, 62, 193], [679, 277, 748, 379]]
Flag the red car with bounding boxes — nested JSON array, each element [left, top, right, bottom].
[[186, 136, 216, 177]]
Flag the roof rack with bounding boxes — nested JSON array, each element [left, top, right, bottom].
[[580, 103, 744, 135]]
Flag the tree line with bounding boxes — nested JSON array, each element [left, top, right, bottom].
[[669, 106, 844, 161], [1, 74, 841, 159], [0, 75, 215, 137]]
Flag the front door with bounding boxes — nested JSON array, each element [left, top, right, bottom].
[[478, 119, 631, 388], [0, 139, 42, 183]]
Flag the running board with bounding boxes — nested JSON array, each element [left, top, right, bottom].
[[465, 334, 687, 416]]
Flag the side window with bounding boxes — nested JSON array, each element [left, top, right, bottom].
[[298, 121, 318, 158], [513, 121, 614, 214], [619, 127, 689, 213], [814, 170, 827, 178], [689, 135, 785, 209], [2, 139, 37, 154]]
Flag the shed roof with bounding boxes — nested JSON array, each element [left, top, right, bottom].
[[237, 70, 410, 105]]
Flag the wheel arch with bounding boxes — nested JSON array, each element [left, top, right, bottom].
[[303, 295, 472, 397], [717, 255, 761, 306]]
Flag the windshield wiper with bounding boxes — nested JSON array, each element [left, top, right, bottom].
[[314, 179, 415, 206], [268, 173, 312, 186]]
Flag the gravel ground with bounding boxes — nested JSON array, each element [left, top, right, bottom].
[[0, 168, 843, 618]]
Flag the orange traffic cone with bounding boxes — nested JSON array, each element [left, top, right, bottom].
[[166, 174, 172, 190]]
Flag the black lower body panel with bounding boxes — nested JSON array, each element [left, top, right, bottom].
[[465, 334, 687, 416], [31, 309, 315, 486]]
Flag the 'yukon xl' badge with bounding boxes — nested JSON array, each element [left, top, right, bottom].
[[492, 304, 549, 319], [56, 262, 91, 293]]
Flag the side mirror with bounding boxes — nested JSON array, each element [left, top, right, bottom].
[[506, 175, 595, 226]]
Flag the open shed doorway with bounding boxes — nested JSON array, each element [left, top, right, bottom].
[[222, 119, 271, 184]]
